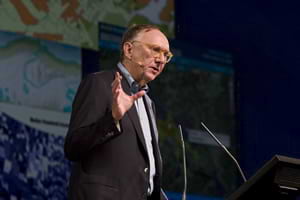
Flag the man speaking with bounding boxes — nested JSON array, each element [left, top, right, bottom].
[[64, 24, 172, 200]]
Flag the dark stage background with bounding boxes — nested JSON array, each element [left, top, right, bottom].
[[174, 0, 300, 178]]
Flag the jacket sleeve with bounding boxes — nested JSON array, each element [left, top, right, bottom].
[[64, 73, 121, 161]]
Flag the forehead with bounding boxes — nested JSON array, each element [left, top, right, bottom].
[[134, 29, 170, 50]]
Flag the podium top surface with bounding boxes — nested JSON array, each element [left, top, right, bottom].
[[227, 155, 300, 200]]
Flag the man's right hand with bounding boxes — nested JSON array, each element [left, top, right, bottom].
[[111, 72, 145, 121]]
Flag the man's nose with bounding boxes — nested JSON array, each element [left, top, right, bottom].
[[155, 52, 166, 63]]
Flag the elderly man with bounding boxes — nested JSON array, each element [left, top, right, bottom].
[[64, 24, 172, 200]]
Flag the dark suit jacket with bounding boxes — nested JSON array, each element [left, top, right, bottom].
[[64, 68, 167, 200]]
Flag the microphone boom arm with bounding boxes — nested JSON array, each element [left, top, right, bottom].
[[201, 122, 247, 183], [178, 124, 187, 200]]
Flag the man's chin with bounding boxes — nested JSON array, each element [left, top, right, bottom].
[[144, 73, 158, 82]]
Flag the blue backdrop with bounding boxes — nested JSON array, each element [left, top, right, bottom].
[[174, 0, 300, 178]]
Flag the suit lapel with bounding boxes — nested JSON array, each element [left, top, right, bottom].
[[144, 94, 158, 142], [119, 71, 148, 155], [143, 94, 162, 175]]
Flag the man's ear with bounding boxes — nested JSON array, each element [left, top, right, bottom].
[[123, 42, 133, 60]]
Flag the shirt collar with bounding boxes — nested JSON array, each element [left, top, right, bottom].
[[117, 62, 149, 94]]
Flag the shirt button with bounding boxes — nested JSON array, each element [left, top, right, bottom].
[[144, 167, 148, 173]]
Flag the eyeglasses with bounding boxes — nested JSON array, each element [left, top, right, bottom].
[[131, 40, 173, 63]]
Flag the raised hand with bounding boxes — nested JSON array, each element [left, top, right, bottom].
[[111, 72, 145, 120]]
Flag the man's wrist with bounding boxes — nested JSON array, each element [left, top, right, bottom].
[[112, 110, 121, 121]]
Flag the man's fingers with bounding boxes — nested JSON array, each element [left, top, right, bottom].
[[112, 72, 122, 84], [115, 72, 122, 83], [113, 71, 120, 82], [132, 90, 145, 101], [112, 81, 119, 93], [112, 72, 123, 93]]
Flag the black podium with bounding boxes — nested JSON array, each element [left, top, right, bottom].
[[227, 155, 300, 200]]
